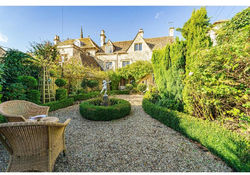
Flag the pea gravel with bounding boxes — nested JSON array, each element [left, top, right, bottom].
[[0, 95, 232, 172]]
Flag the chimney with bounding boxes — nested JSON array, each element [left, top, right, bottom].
[[100, 30, 106, 47], [169, 27, 174, 37], [53, 35, 60, 45], [138, 29, 144, 38]]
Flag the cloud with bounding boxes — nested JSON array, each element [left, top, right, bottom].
[[0, 32, 8, 42], [155, 11, 164, 19]]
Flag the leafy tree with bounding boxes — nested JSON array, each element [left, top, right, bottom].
[[107, 70, 120, 90], [117, 61, 153, 82], [1, 49, 36, 101]]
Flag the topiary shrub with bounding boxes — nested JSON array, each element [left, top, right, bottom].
[[80, 98, 131, 121], [55, 78, 67, 87], [137, 83, 147, 93], [125, 84, 133, 92], [56, 88, 67, 101], [18, 76, 38, 90], [26, 90, 41, 104]]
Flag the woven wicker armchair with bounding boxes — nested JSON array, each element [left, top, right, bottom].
[[0, 119, 71, 172], [0, 100, 50, 122]]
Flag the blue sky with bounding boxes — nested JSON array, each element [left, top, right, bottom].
[[0, 6, 247, 52]]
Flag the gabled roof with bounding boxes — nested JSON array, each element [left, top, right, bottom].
[[57, 37, 100, 50], [144, 36, 174, 50], [79, 52, 103, 70], [97, 36, 174, 54]]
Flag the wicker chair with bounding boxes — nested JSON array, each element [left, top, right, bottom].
[[0, 119, 71, 172], [0, 100, 50, 122]]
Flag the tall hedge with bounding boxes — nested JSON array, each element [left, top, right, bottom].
[[152, 37, 186, 102]]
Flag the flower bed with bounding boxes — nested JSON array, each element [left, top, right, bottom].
[[142, 98, 250, 172], [79, 98, 131, 121]]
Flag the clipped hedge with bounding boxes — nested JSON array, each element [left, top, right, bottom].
[[80, 98, 131, 121], [142, 98, 250, 172], [43, 98, 74, 112], [109, 90, 129, 95], [26, 90, 41, 104], [71, 91, 100, 101]]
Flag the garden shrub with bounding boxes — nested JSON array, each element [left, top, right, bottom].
[[125, 84, 133, 91], [26, 90, 41, 104], [79, 98, 131, 121], [43, 98, 74, 112], [1, 49, 39, 101], [107, 70, 120, 90], [182, 8, 250, 124], [56, 88, 68, 101], [137, 83, 147, 92], [81, 78, 88, 89], [55, 78, 67, 87], [142, 98, 250, 172], [71, 91, 100, 101], [109, 90, 130, 95], [87, 79, 99, 89], [18, 76, 38, 89]]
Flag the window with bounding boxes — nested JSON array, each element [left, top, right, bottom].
[[122, 61, 130, 67], [105, 46, 113, 53], [134, 43, 142, 51], [106, 62, 113, 70]]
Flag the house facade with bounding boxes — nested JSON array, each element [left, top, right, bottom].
[[96, 28, 175, 71], [54, 27, 174, 71]]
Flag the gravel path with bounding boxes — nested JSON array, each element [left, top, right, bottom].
[[0, 95, 232, 172]]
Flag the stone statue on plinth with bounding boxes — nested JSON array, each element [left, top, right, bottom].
[[100, 80, 111, 106]]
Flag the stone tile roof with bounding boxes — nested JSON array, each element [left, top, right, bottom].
[[144, 36, 174, 50], [78, 52, 103, 70], [58, 37, 100, 50], [97, 36, 174, 54], [0, 47, 6, 57]]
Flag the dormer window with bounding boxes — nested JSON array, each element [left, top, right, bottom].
[[134, 43, 142, 51], [105, 45, 113, 53], [74, 39, 82, 47]]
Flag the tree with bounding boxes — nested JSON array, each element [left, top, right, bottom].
[[1, 49, 36, 101], [29, 41, 60, 103]]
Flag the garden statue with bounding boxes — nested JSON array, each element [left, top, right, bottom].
[[100, 80, 111, 106]]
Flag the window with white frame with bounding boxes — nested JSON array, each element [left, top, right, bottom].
[[122, 61, 130, 67], [106, 62, 113, 70], [134, 43, 142, 51]]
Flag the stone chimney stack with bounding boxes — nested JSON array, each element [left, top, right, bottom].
[[138, 29, 144, 38], [53, 35, 60, 45], [100, 30, 106, 47], [169, 27, 174, 37]]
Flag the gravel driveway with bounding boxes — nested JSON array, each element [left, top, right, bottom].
[[0, 95, 232, 172]]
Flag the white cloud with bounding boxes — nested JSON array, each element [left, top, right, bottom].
[[0, 32, 8, 43], [155, 11, 164, 19]]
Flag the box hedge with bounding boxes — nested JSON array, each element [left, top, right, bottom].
[[109, 90, 130, 95], [142, 98, 250, 172], [70, 91, 100, 101], [43, 98, 74, 112], [80, 98, 131, 121]]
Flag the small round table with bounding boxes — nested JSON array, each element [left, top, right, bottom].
[[28, 117, 59, 123]]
